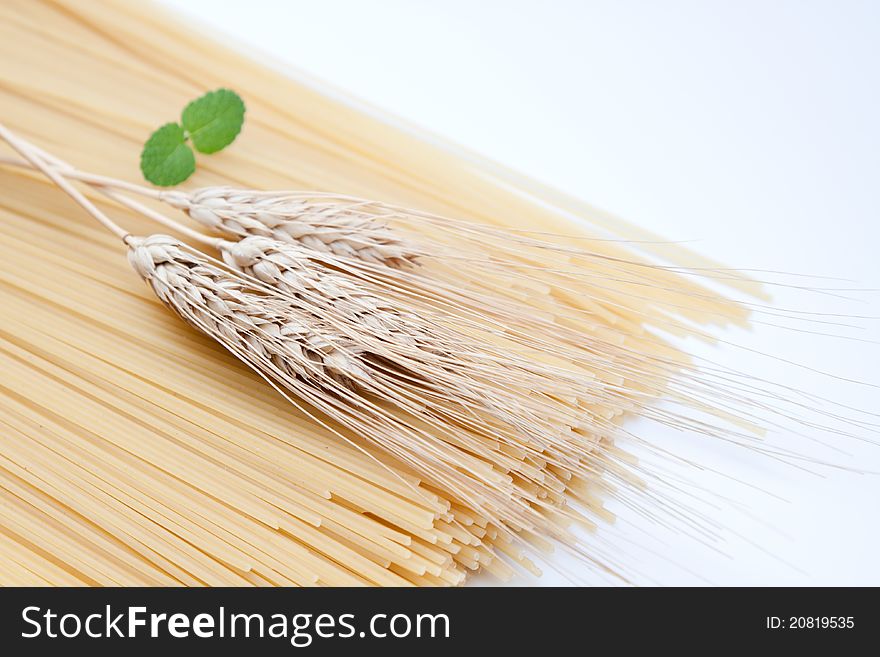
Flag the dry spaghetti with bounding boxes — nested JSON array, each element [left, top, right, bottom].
[[0, 0, 867, 587]]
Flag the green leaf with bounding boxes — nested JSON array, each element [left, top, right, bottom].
[[140, 123, 195, 186], [181, 88, 245, 154]]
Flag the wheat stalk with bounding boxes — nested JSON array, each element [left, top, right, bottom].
[[0, 158, 772, 344], [0, 154, 768, 351]]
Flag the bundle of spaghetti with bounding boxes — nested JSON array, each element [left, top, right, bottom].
[[0, 0, 836, 586], [0, 137, 644, 580]]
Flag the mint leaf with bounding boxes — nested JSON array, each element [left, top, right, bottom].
[[140, 123, 195, 186], [181, 89, 245, 154], [139, 89, 245, 185]]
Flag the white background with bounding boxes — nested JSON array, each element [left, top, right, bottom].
[[159, 0, 880, 585]]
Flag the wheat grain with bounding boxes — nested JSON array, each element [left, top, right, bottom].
[[162, 187, 417, 267], [127, 234, 371, 387]]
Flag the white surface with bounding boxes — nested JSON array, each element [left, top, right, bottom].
[[158, 0, 880, 585]]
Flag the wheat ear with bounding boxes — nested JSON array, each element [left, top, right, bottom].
[[163, 187, 418, 268]]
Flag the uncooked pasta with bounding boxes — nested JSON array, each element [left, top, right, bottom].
[[0, 0, 866, 587]]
